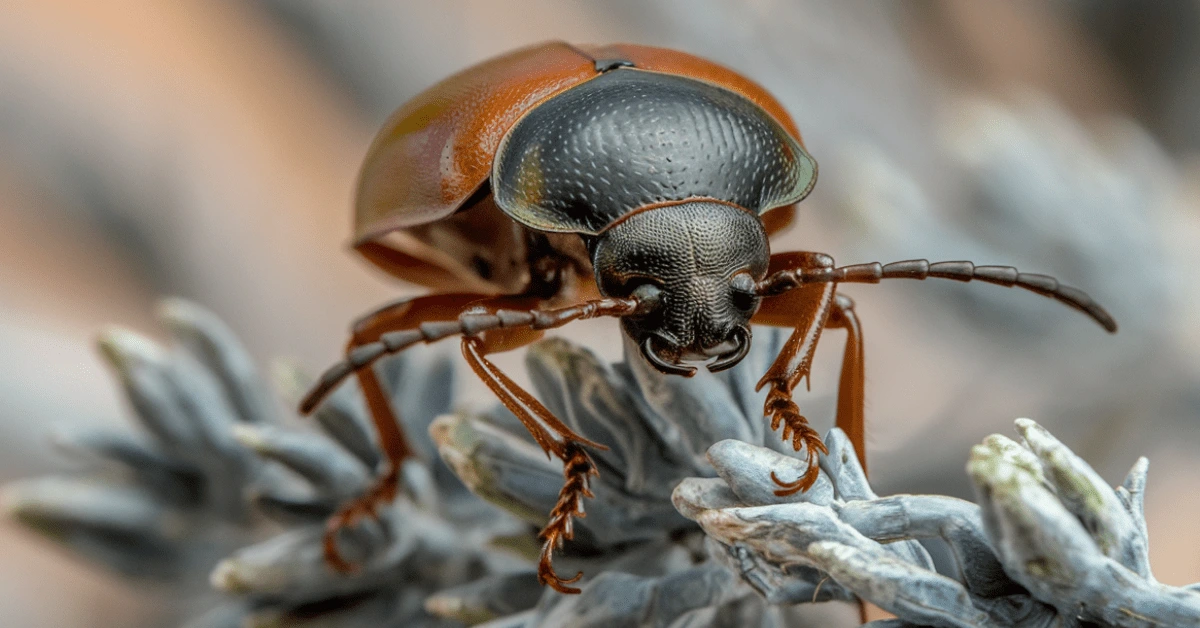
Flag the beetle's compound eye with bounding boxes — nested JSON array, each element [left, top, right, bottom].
[[730, 272, 759, 312], [629, 281, 664, 316]]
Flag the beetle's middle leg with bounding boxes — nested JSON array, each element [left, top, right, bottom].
[[826, 293, 867, 474], [313, 292, 527, 572]]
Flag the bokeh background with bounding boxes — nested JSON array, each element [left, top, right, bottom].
[[2, 1, 1199, 626]]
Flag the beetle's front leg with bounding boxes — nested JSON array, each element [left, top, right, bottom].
[[461, 333, 600, 594], [752, 252, 839, 495], [755, 290, 836, 494], [453, 298, 640, 593]]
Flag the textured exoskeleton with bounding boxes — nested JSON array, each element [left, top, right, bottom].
[[300, 41, 1117, 593]]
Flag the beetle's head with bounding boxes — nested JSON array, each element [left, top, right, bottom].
[[592, 201, 769, 376]]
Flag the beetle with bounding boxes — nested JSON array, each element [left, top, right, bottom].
[[299, 42, 1117, 594]]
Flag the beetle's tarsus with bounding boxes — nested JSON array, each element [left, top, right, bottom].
[[322, 463, 399, 573], [771, 466, 821, 497], [764, 385, 827, 496], [537, 441, 597, 595]]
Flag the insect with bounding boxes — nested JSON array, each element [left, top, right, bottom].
[[299, 42, 1117, 594]]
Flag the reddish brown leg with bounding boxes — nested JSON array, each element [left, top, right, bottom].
[[453, 298, 638, 593], [827, 293, 868, 474], [462, 336, 600, 594], [319, 292, 518, 573], [302, 294, 637, 585], [752, 252, 838, 495], [753, 253, 871, 492]]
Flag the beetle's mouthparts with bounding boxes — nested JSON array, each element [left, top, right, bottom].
[[641, 328, 751, 377], [707, 326, 751, 373], [641, 335, 697, 377]]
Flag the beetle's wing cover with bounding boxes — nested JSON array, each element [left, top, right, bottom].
[[354, 42, 808, 290], [354, 42, 596, 245]]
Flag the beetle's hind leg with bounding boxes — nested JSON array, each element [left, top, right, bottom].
[[320, 340, 414, 573], [321, 426, 400, 572], [302, 294, 636, 585]]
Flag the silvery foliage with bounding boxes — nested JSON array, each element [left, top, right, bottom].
[[1, 300, 496, 627], [2, 299, 268, 583], [0, 299, 811, 627], [677, 422, 1200, 627], [5, 300, 1199, 627], [201, 327, 500, 626], [429, 328, 885, 628], [432, 328, 841, 628]]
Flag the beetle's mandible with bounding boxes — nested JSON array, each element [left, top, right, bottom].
[[299, 42, 1117, 594]]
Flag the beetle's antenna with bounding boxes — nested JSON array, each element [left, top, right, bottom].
[[756, 259, 1117, 333], [299, 297, 640, 415]]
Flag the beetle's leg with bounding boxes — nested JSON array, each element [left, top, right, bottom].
[[751, 252, 839, 496], [301, 295, 638, 583], [319, 367, 402, 573], [827, 293, 867, 474], [316, 292, 526, 573], [461, 335, 597, 594]]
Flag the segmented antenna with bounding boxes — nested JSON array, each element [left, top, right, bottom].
[[757, 259, 1117, 333], [299, 297, 640, 414]]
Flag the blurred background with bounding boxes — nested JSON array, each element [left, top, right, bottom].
[[1, 1, 1199, 625]]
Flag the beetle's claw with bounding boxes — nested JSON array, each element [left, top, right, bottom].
[[763, 386, 827, 496], [536, 441, 597, 595], [770, 459, 821, 496], [323, 516, 361, 574], [538, 542, 584, 594], [322, 465, 400, 573]]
